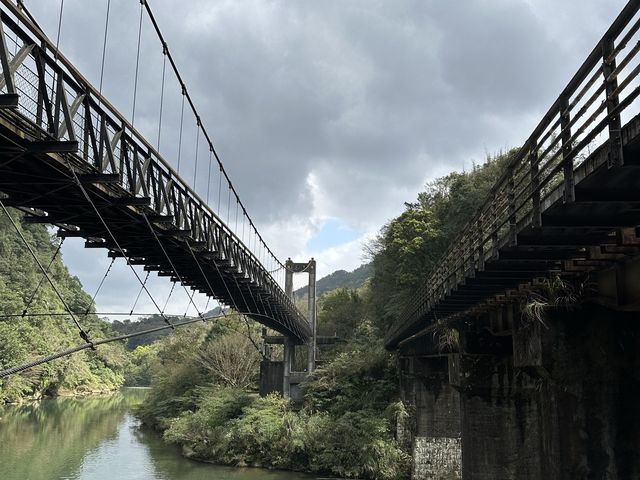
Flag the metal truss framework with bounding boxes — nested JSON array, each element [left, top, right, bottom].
[[0, 2, 310, 343]]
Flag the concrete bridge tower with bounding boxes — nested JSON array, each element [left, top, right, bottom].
[[260, 258, 317, 399]]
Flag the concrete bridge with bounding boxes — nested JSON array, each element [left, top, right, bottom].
[[387, 1, 640, 478]]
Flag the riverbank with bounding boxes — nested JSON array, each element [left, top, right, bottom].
[[155, 389, 409, 479], [136, 322, 410, 480], [1, 385, 122, 406], [0, 388, 314, 480]]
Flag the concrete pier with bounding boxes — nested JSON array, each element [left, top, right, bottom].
[[399, 301, 640, 479]]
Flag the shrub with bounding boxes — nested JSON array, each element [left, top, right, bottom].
[[302, 346, 397, 416]]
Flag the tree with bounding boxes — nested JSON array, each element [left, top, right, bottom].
[[369, 150, 516, 333], [196, 332, 261, 389], [317, 287, 364, 339]]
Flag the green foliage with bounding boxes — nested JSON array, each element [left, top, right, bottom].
[[521, 275, 593, 326], [196, 332, 261, 389], [316, 287, 364, 339], [304, 410, 410, 479], [163, 390, 409, 479], [141, 291, 408, 479], [369, 150, 516, 332], [0, 208, 127, 403], [111, 316, 176, 350], [303, 345, 397, 417], [225, 394, 298, 467], [136, 325, 210, 428], [125, 344, 160, 386], [163, 386, 253, 459], [136, 313, 265, 427]]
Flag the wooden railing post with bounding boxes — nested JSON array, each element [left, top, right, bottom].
[[491, 194, 499, 259], [602, 36, 624, 167], [529, 146, 541, 228], [508, 168, 517, 246], [560, 96, 575, 202]]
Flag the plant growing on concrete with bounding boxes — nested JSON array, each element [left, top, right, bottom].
[[431, 319, 460, 352], [521, 275, 594, 326]]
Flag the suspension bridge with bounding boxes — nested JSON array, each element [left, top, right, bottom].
[[0, 0, 312, 375]]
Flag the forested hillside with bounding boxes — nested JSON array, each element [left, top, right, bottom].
[[294, 263, 372, 299], [0, 208, 128, 403], [369, 150, 515, 332], [111, 315, 182, 350], [111, 307, 225, 350]]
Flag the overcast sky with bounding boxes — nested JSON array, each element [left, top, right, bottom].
[[20, 0, 626, 318]]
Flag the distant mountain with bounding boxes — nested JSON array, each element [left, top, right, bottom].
[[111, 307, 226, 350], [294, 263, 372, 299]]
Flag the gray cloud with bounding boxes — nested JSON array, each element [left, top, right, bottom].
[[19, 0, 627, 312]]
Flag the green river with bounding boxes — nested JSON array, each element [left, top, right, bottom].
[[0, 388, 313, 480]]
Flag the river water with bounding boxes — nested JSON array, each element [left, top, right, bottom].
[[0, 388, 313, 480]]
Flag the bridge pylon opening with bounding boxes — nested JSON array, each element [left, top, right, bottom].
[[259, 258, 317, 400]]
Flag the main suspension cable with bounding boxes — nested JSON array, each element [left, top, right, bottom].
[[141, 0, 285, 273], [0, 311, 193, 319]]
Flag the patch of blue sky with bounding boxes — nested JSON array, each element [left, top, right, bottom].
[[306, 218, 359, 252]]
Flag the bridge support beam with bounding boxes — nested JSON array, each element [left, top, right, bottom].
[[285, 258, 317, 373], [455, 304, 640, 479]]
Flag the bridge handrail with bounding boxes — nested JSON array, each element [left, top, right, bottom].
[[386, 0, 640, 347]]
